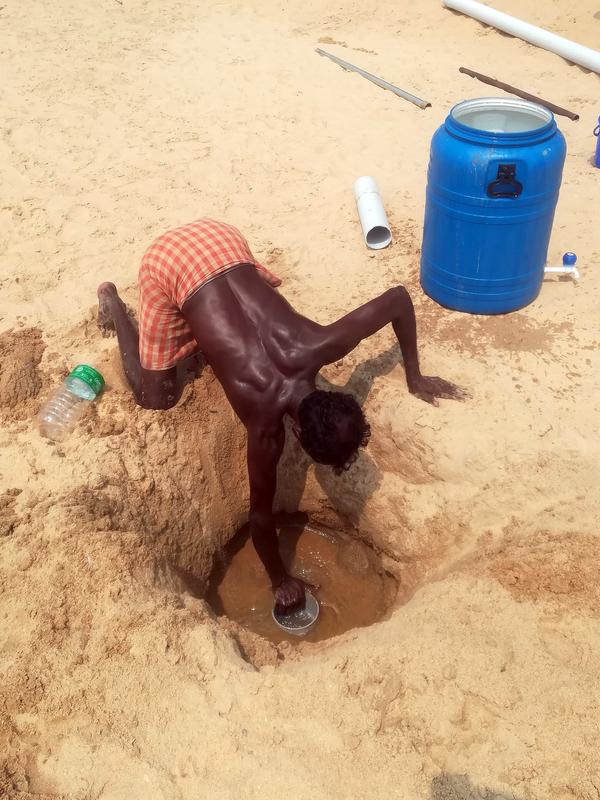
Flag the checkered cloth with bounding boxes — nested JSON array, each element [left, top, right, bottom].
[[138, 218, 281, 370]]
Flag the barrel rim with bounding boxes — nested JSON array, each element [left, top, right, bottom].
[[447, 97, 556, 144]]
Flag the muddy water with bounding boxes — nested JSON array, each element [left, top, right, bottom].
[[206, 524, 398, 644]]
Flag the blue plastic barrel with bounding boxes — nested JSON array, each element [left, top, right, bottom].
[[420, 97, 566, 314]]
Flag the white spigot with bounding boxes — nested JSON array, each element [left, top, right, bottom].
[[544, 252, 579, 281]]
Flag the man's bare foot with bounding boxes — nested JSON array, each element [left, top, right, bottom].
[[97, 284, 115, 330], [97, 282, 134, 336]]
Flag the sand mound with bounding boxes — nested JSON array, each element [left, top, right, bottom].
[[472, 529, 600, 614], [0, 329, 45, 419]]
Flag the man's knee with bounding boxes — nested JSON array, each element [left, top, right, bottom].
[[387, 285, 410, 305]]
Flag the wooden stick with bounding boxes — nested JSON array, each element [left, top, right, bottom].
[[459, 66, 579, 121]]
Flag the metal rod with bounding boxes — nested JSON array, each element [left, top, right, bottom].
[[316, 48, 431, 110], [459, 66, 579, 121]]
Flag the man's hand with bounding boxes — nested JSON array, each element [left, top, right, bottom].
[[272, 575, 308, 614], [408, 375, 468, 406]]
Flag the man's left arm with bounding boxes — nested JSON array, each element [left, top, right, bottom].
[[315, 285, 467, 405]]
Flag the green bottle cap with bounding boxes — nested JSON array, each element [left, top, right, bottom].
[[68, 365, 105, 397]]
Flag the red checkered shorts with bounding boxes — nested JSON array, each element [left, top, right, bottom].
[[138, 218, 280, 370]]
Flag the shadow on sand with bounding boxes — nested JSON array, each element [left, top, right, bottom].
[[431, 773, 523, 800]]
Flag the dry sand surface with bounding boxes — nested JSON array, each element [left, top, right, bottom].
[[1, 0, 600, 798]]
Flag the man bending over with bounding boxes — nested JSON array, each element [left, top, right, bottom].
[[98, 218, 464, 610]]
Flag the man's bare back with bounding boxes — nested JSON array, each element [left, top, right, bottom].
[[182, 264, 322, 425], [99, 256, 465, 611]]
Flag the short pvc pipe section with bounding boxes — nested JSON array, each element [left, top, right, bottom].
[[354, 176, 392, 250], [366, 226, 392, 248]]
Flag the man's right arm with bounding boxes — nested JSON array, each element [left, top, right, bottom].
[[247, 424, 306, 610]]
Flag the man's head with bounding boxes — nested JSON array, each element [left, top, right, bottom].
[[295, 390, 371, 473]]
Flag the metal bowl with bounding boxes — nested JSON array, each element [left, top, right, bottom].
[[272, 590, 320, 636]]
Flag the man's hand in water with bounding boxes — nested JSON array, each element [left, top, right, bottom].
[[272, 575, 308, 613], [407, 375, 468, 406]]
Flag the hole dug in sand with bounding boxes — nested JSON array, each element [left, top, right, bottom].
[[70, 373, 402, 663], [204, 517, 399, 645]]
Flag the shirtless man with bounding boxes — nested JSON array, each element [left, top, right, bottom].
[[98, 218, 464, 611]]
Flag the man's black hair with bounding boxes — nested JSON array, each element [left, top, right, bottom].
[[297, 389, 371, 474]]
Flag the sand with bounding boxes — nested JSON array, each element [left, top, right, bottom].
[[1, 0, 600, 798]]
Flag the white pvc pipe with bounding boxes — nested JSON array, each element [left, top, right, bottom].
[[443, 0, 600, 74], [354, 176, 392, 250], [544, 266, 580, 281], [544, 252, 579, 281]]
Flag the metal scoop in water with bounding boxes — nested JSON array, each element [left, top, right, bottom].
[[272, 590, 320, 636]]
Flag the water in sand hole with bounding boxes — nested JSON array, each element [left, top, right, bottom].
[[207, 524, 398, 644]]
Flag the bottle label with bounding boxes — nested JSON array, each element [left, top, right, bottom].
[[68, 365, 105, 397]]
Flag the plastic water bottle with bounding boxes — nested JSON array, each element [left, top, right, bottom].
[[595, 117, 600, 168], [38, 365, 105, 442]]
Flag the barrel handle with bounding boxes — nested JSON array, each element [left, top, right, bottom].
[[487, 164, 523, 199], [594, 125, 600, 137]]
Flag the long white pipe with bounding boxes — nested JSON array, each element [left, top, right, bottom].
[[443, 0, 600, 74]]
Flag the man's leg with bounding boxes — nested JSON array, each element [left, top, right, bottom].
[[97, 282, 180, 409]]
